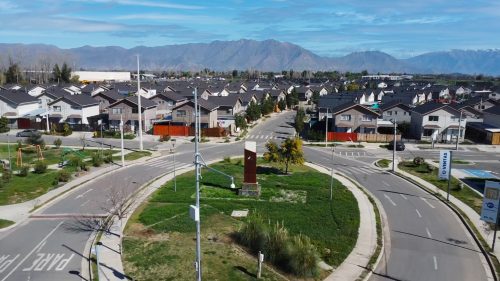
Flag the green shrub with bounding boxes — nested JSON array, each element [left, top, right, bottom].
[[53, 138, 62, 148], [33, 160, 47, 174], [415, 163, 432, 173], [68, 155, 83, 168], [287, 234, 318, 277], [62, 123, 72, 136], [25, 134, 45, 149], [16, 140, 23, 151], [103, 150, 113, 163], [223, 156, 231, 163], [91, 152, 103, 167], [238, 213, 268, 254], [413, 157, 425, 166], [57, 169, 71, 182], [265, 222, 290, 267], [18, 165, 29, 177], [2, 170, 11, 182]]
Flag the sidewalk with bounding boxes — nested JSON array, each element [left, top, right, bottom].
[[0, 150, 161, 227], [393, 159, 498, 277], [306, 163, 379, 281]]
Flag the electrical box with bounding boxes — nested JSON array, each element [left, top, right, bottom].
[[190, 205, 199, 222]]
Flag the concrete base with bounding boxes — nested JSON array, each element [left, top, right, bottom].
[[239, 183, 261, 197]]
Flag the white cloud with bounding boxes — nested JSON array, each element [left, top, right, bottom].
[[75, 0, 204, 10], [114, 13, 228, 24]]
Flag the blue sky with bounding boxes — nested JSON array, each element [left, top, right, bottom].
[[0, 0, 499, 58]]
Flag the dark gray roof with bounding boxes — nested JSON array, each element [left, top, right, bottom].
[[0, 89, 38, 106], [173, 99, 218, 111], [328, 102, 380, 116], [379, 100, 411, 111], [483, 105, 500, 116], [96, 89, 125, 102], [207, 95, 242, 107], [411, 102, 459, 115], [150, 91, 186, 102], [49, 94, 98, 107]]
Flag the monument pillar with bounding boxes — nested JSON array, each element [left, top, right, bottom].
[[239, 141, 260, 196]]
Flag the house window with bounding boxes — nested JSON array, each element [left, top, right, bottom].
[[53, 106, 61, 112], [340, 114, 351, 121], [112, 108, 122, 114], [428, 116, 439, 122], [158, 100, 164, 104], [71, 106, 82, 110], [423, 129, 435, 136], [404, 112, 407, 115], [177, 110, 186, 117], [386, 111, 392, 116], [362, 115, 373, 121], [132, 107, 139, 114], [394, 111, 398, 115]]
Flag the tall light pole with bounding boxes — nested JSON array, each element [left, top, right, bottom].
[[172, 139, 177, 192], [455, 110, 463, 151], [194, 87, 202, 281], [7, 133, 11, 171], [324, 108, 329, 148], [136, 55, 143, 151], [120, 114, 125, 167], [392, 119, 397, 172], [330, 147, 335, 200]]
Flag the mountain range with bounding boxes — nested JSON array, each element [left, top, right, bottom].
[[0, 39, 499, 75]]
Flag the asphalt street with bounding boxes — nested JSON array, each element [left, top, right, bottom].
[[0, 111, 491, 280]]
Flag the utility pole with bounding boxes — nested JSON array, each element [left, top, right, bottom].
[[447, 151, 453, 201], [7, 134, 11, 171], [330, 148, 334, 201], [120, 114, 125, 167], [172, 139, 177, 192], [325, 108, 329, 148], [455, 110, 463, 151], [194, 87, 202, 281], [392, 119, 397, 172], [136, 55, 143, 151]]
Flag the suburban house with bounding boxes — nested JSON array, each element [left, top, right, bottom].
[[48, 94, 100, 126], [207, 95, 243, 128], [108, 96, 157, 132], [379, 101, 412, 124], [171, 99, 219, 128], [27, 85, 46, 97], [93, 89, 125, 114], [0, 90, 39, 128], [410, 102, 466, 142], [483, 105, 500, 128], [328, 102, 381, 134], [149, 91, 187, 120]]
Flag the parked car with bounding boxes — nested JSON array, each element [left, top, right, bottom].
[[387, 141, 405, 151], [16, 129, 41, 137]]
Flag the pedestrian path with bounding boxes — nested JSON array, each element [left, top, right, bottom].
[[335, 150, 373, 157], [245, 134, 277, 140], [334, 165, 379, 175], [143, 158, 192, 170]]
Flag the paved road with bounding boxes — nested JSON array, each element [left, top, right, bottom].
[[0, 111, 490, 280], [305, 146, 489, 281]]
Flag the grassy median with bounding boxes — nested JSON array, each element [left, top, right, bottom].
[[123, 159, 359, 280]]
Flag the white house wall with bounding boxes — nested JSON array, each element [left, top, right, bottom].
[[81, 105, 100, 124]]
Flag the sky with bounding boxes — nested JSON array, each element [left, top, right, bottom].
[[0, 0, 499, 58]]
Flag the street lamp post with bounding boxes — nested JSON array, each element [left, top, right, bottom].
[[392, 119, 397, 172], [136, 55, 143, 151], [172, 139, 177, 192], [325, 108, 329, 148], [7, 134, 11, 171], [120, 114, 125, 167], [455, 110, 463, 151], [330, 148, 334, 200]]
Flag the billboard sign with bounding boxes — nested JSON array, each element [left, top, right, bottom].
[[439, 150, 451, 180], [480, 181, 500, 223]]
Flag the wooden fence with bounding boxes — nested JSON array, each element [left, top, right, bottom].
[[327, 132, 401, 142], [153, 124, 191, 136]]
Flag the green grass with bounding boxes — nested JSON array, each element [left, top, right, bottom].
[[399, 161, 482, 213], [0, 145, 98, 168], [347, 144, 364, 148], [124, 159, 359, 280], [113, 150, 152, 162], [376, 159, 391, 168], [433, 159, 471, 165], [0, 219, 14, 229]]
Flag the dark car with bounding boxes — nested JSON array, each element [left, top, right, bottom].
[[387, 141, 405, 151], [16, 129, 41, 137]]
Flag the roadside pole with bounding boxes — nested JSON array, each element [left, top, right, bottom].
[[330, 148, 334, 200], [136, 55, 143, 151], [100, 119, 103, 157], [172, 139, 177, 192], [392, 119, 397, 172], [324, 108, 329, 148], [120, 114, 125, 167], [194, 87, 202, 281], [493, 199, 500, 251], [7, 133, 11, 171], [447, 151, 453, 201], [455, 110, 463, 151]]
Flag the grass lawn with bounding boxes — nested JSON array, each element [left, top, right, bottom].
[[377, 159, 391, 168], [123, 159, 359, 280], [432, 159, 471, 165], [0, 219, 14, 229], [112, 150, 152, 162], [398, 161, 482, 213], [0, 145, 98, 168]]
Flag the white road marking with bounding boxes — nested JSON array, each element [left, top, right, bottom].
[[384, 194, 397, 206], [421, 198, 436, 208], [1, 221, 64, 281], [400, 194, 408, 200], [357, 152, 360, 156], [426, 227, 432, 238], [75, 189, 93, 199], [80, 200, 90, 207], [351, 152, 354, 156], [433, 256, 438, 270], [416, 209, 422, 218], [382, 181, 390, 187], [0, 255, 20, 273]]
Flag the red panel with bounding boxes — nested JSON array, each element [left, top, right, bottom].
[[244, 149, 257, 184], [327, 132, 358, 142]]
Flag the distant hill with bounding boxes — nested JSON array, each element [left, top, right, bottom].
[[0, 40, 499, 75]]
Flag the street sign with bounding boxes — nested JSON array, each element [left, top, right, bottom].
[[439, 150, 451, 180], [480, 181, 500, 223]]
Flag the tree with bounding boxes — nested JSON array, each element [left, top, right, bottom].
[[246, 101, 261, 122], [5, 59, 22, 84], [0, 117, 10, 133], [25, 133, 45, 149], [286, 89, 299, 108], [260, 97, 274, 115], [264, 137, 305, 174], [235, 113, 247, 130], [278, 99, 287, 111], [52, 64, 61, 83], [61, 63, 71, 83], [346, 83, 360, 92], [232, 69, 238, 78], [311, 91, 320, 105], [294, 109, 306, 134]]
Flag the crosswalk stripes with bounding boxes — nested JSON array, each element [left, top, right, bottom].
[[247, 134, 276, 140], [335, 166, 376, 175], [143, 159, 191, 170]]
